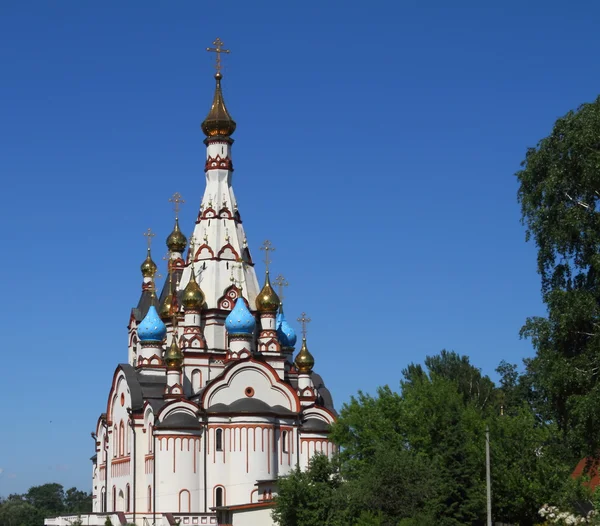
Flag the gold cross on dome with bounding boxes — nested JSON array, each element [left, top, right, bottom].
[[260, 240, 275, 272], [274, 274, 288, 302], [297, 312, 311, 339], [206, 37, 230, 73], [233, 258, 244, 293], [143, 228, 156, 250], [169, 192, 185, 220], [188, 235, 197, 264]]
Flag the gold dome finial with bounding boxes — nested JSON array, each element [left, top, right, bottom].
[[202, 38, 236, 138], [166, 193, 187, 253], [256, 241, 279, 313], [160, 265, 178, 320], [141, 228, 158, 278], [182, 262, 205, 311], [256, 271, 280, 313], [165, 317, 184, 369], [295, 337, 315, 374], [295, 313, 314, 373]]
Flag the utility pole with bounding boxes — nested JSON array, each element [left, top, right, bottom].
[[486, 425, 492, 526]]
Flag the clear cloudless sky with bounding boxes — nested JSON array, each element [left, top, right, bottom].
[[1, 0, 599, 495]]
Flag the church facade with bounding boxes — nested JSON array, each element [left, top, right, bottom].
[[45, 40, 336, 526]]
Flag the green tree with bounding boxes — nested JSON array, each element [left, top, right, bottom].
[[0, 497, 44, 526], [25, 483, 65, 516], [517, 97, 600, 459], [272, 454, 349, 526]]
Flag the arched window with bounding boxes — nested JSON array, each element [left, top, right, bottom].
[[216, 428, 223, 452], [112, 486, 116, 511], [215, 487, 224, 507], [192, 369, 202, 392], [100, 488, 106, 512], [126, 484, 130, 512], [118, 489, 124, 511], [113, 425, 118, 457], [119, 421, 125, 457], [282, 431, 288, 453], [179, 489, 191, 512], [147, 485, 152, 512]]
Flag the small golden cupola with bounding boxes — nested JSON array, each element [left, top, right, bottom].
[[160, 273, 178, 321], [164, 321, 184, 369], [295, 337, 315, 374], [166, 218, 187, 253], [182, 266, 204, 311], [256, 272, 280, 314], [141, 249, 157, 278], [202, 38, 236, 138]]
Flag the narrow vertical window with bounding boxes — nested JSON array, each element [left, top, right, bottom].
[[215, 487, 223, 507], [148, 485, 152, 512], [126, 484, 130, 512], [216, 428, 223, 452], [282, 431, 288, 453]]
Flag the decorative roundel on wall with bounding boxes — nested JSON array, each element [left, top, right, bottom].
[[245, 387, 255, 397], [120, 393, 125, 407]]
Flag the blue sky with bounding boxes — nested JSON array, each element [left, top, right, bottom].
[[1, 1, 598, 495]]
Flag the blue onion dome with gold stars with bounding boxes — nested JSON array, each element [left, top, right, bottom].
[[182, 267, 204, 311], [225, 297, 255, 335], [166, 218, 187, 253], [277, 307, 297, 348], [202, 72, 236, 138], [138, 305, 167, 342], [140, 248, 157, 278], [294, 338, 315, 374], [256, 272, 280, 313]]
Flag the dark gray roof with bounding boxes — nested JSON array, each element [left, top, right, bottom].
[[118, 364, 168, 414], [156, 412, 202, 430], [157, 268, 184, 310], [301, 418, 331, 433], [208, 398, 295, 416], [133, 289, 159, 322], [311, 372, 337, 416]]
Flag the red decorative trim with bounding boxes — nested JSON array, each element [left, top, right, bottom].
[[200, 207, 217, 220], [245, 387, 255, 397], [193, 243, 215, 260], [218, 285, 241, 310], [218, 207, 233, 219], [217, 243, 239, 260], [205, 155, 233, 172]]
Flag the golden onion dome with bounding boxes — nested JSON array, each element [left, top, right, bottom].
[[294, 338, 315, 374], [166, 219, 187, 253], [159, 283, 178, 321], [201, 73, 236, 138], [140, 249, 158, 278], [256, 272, 280, 313], [165, 332, 183, 368], [182, 267, 204, 311]]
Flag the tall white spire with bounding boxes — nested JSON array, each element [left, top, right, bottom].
[[177, 43, 260, 351]]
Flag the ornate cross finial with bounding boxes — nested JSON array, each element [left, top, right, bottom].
[[206, 37, 230, 73], [274, 274, 289, 302], [233, 258, 244, 293], [188, 235, 197, 265], [260, 240, 275, 272], [143, 228, 156, 251], [297, 312, 311, 339], [162, 251, 173, 277], [169, 192, 185, 220]]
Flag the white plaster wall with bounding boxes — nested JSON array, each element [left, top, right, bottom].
[[155, 434, 203, 512], [232, 507, 274, 526]]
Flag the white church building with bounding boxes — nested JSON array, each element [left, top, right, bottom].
[[46, 39, 336, 526]]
